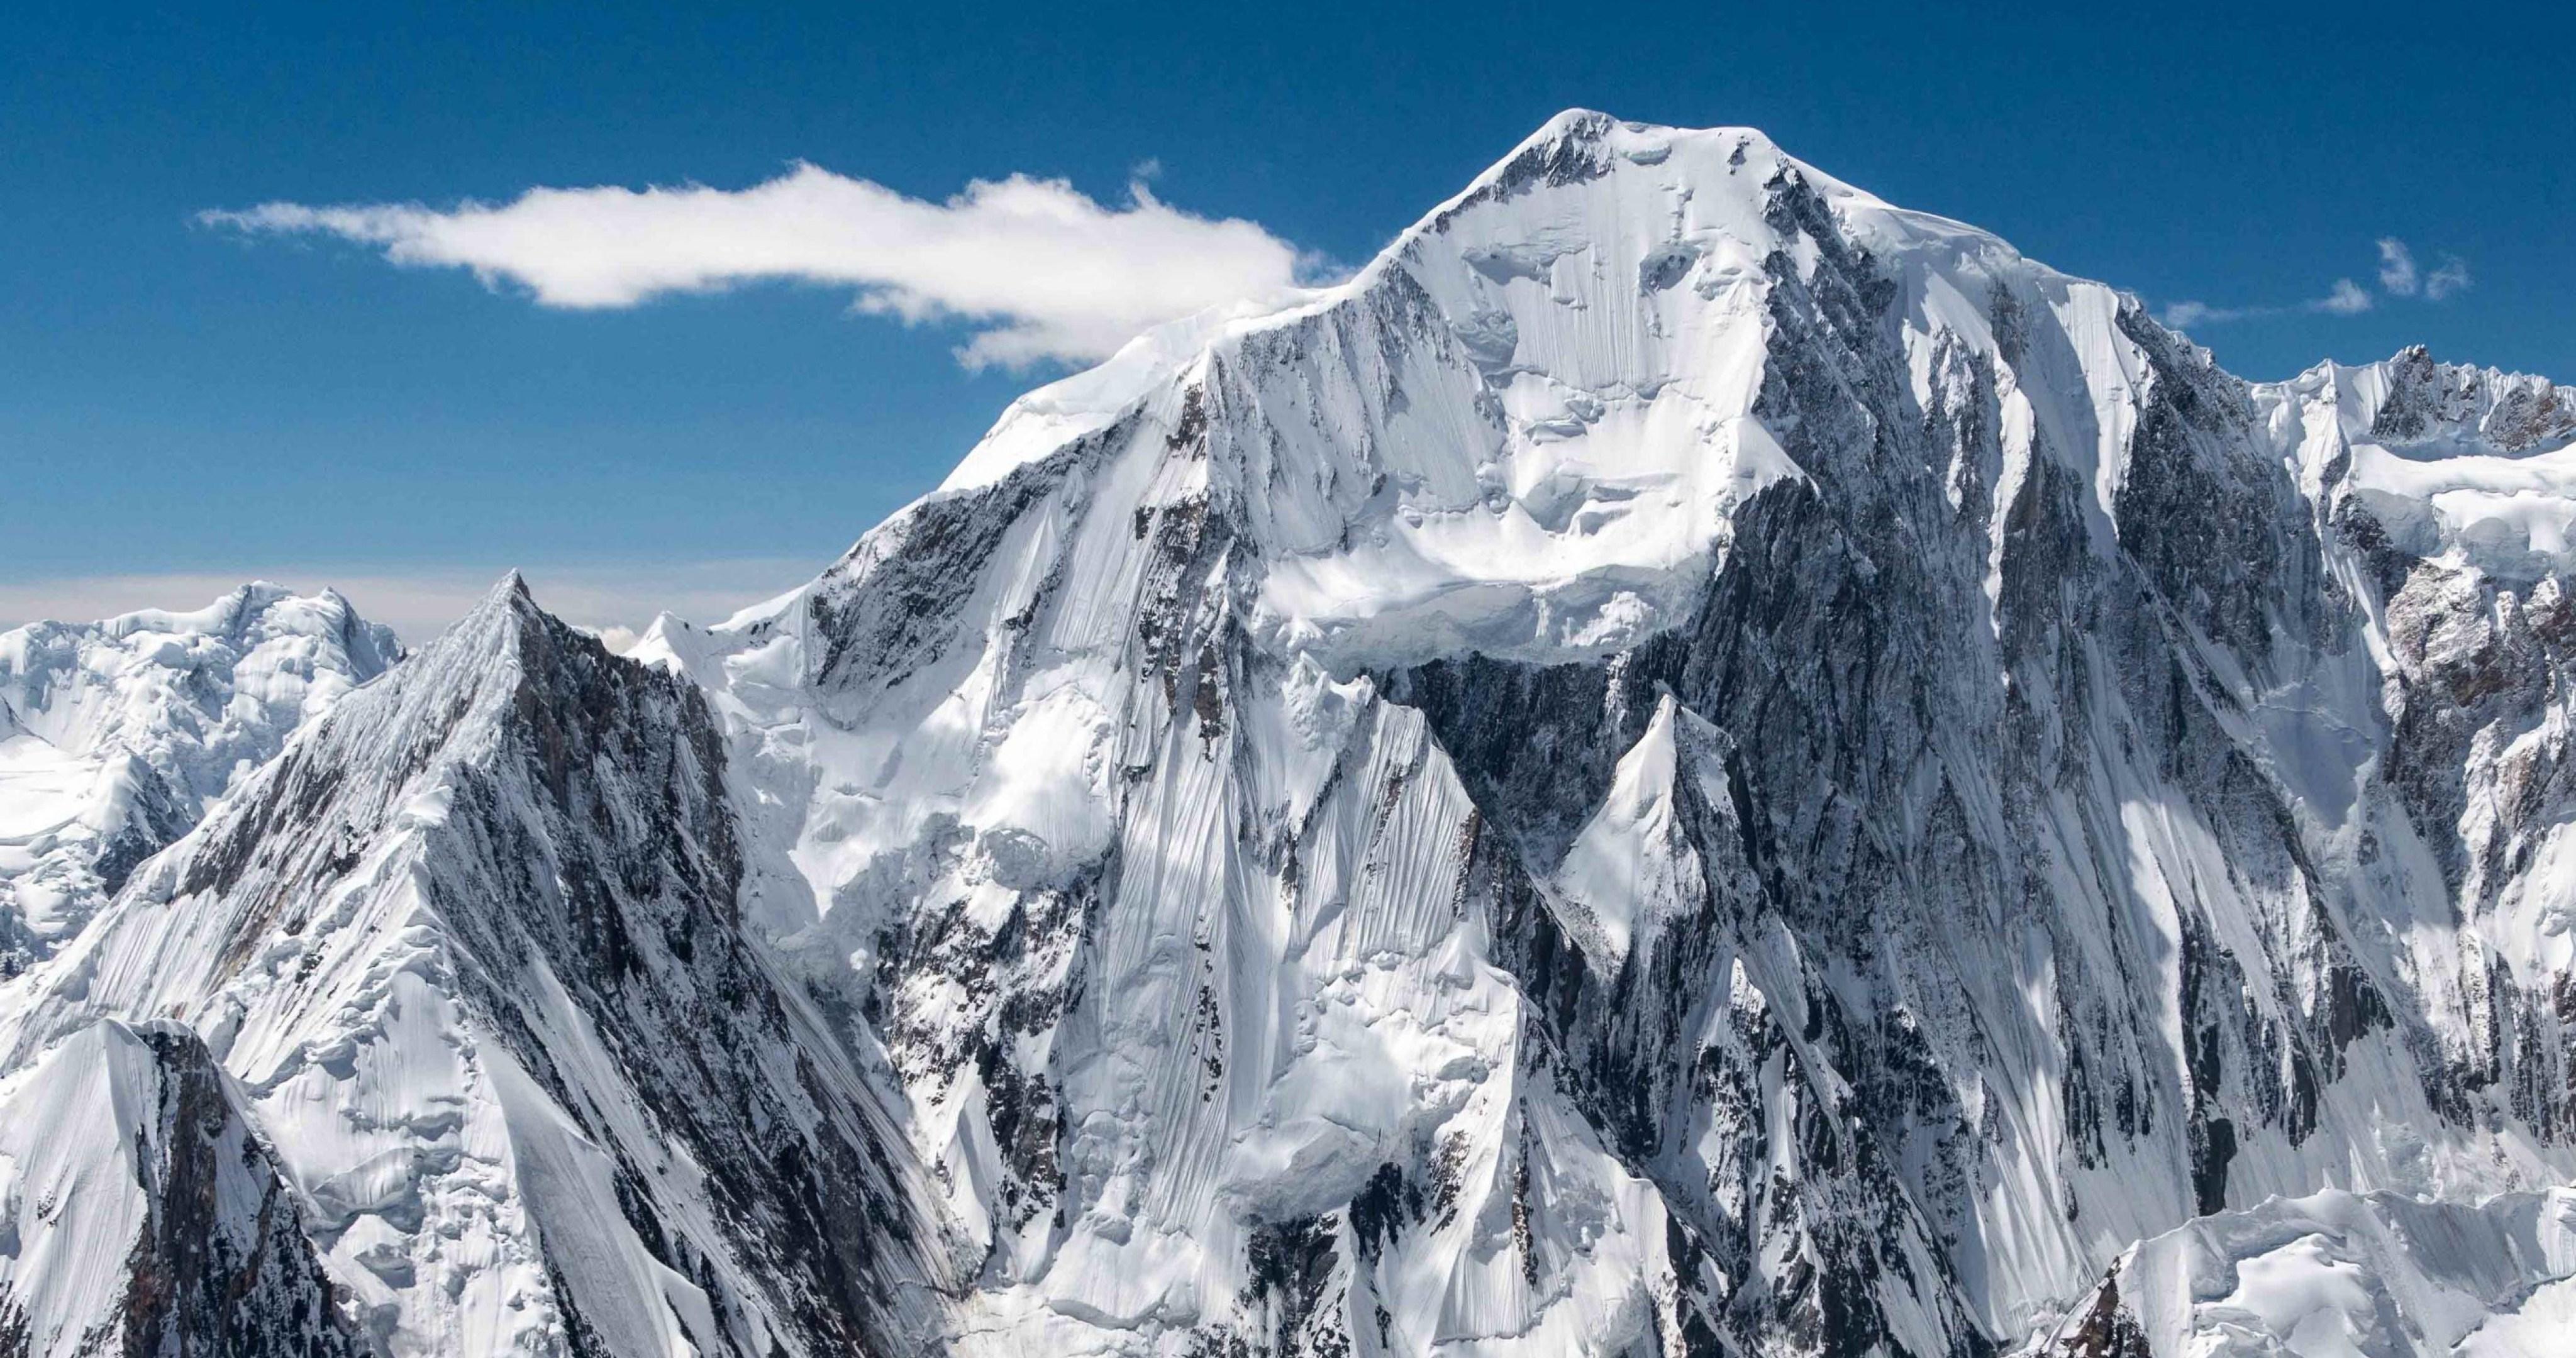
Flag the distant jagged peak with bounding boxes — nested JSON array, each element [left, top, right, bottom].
[[2265, 346, 2576, 578], [2278, 344, 2571, 459], [0, 580, 406, 964], [433, 567, 541, 647], [8, 579, 399, 660], [2364, 344, 2571, 455], [0, 580, 400, 768], [290, 569, 650, 768], [385, 570, 602, 679]]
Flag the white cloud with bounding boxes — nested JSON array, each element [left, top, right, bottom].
[[2160, 236, 2482, 332], [2315, 277, 2373, 315], [587, 624, 646, 655], [202, 164, 1310, 368], [0, 558, 813, 649], [2377, 238, 2419, 296], [2426, 255, 2472, 301], [2159, 277, 2372, 329], [2158, 299, 2233, 328], [2376, 237, 2472, 302]]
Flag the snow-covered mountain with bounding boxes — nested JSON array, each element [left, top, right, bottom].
[[6, 111, 2575, 1356], [0, 584, 400, 972], [0, 578, 953, 1357]]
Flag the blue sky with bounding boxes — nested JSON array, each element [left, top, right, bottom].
[[4, 1, 2568, 639]]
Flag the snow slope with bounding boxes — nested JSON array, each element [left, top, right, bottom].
[[638, 111, 2576, 1354], [0, 1017, 360, 1357], [2, 579, 954, 1356], [0, 584, 399, 969], [9, 112, 2576, 1356], [2037, 1188, 2576, 1357]]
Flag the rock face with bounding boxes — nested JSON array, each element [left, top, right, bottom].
[[0, 585, 400, 971], [0, 1018, 362, 1358], [6, 112, 2576, 1355]]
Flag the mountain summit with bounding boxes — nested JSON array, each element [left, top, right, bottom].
[[9, 113, 2576, 1357]]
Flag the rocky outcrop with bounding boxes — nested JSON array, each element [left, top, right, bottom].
[[0, 1019, 362, 1358]]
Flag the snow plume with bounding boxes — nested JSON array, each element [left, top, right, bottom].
[[201, 164, 1308, 368]]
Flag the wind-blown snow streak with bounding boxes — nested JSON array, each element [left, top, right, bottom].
[[9, 111, 2576, 1356]]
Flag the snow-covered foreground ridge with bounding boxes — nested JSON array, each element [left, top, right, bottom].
[[8, 111, 2576, 1356]]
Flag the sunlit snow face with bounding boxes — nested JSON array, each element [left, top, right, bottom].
[[1218, 126, 1819, 671], [2274, 356, 2576, 578], [0, 587, 397, 952]]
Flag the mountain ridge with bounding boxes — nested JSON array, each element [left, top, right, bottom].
[[6, 113, 2575, 1357]]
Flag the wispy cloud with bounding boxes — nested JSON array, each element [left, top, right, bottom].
[[2160, 277, 2370, 329], [2156, 299, 2229, 329], [2426, 255, 2472, 301], [2160, 236, 2473, 331], [2377, 237, 2419, 295], [201, 165, 1311, 369], [0, 559, 815, 650], [2316, 277, 2372, 315]]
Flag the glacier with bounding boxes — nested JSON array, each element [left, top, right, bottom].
[[4, 111, 2575, 1356]]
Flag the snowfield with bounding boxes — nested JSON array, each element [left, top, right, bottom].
[[6, 112, 2576, 1356]]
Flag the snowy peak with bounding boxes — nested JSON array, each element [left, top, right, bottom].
[[2346, 345, 2574, 456], [1409, 109, 1872, 251], [2271, 348, 2576, 577], [2, 574, 952, 1357], [647, 110, 2576, 1356], [911, 108, 2159, 676], [938, 113, 1938, 502], [0, 583, 399, 968]]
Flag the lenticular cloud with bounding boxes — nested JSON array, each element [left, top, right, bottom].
[[203, 164, 1307, 368]]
